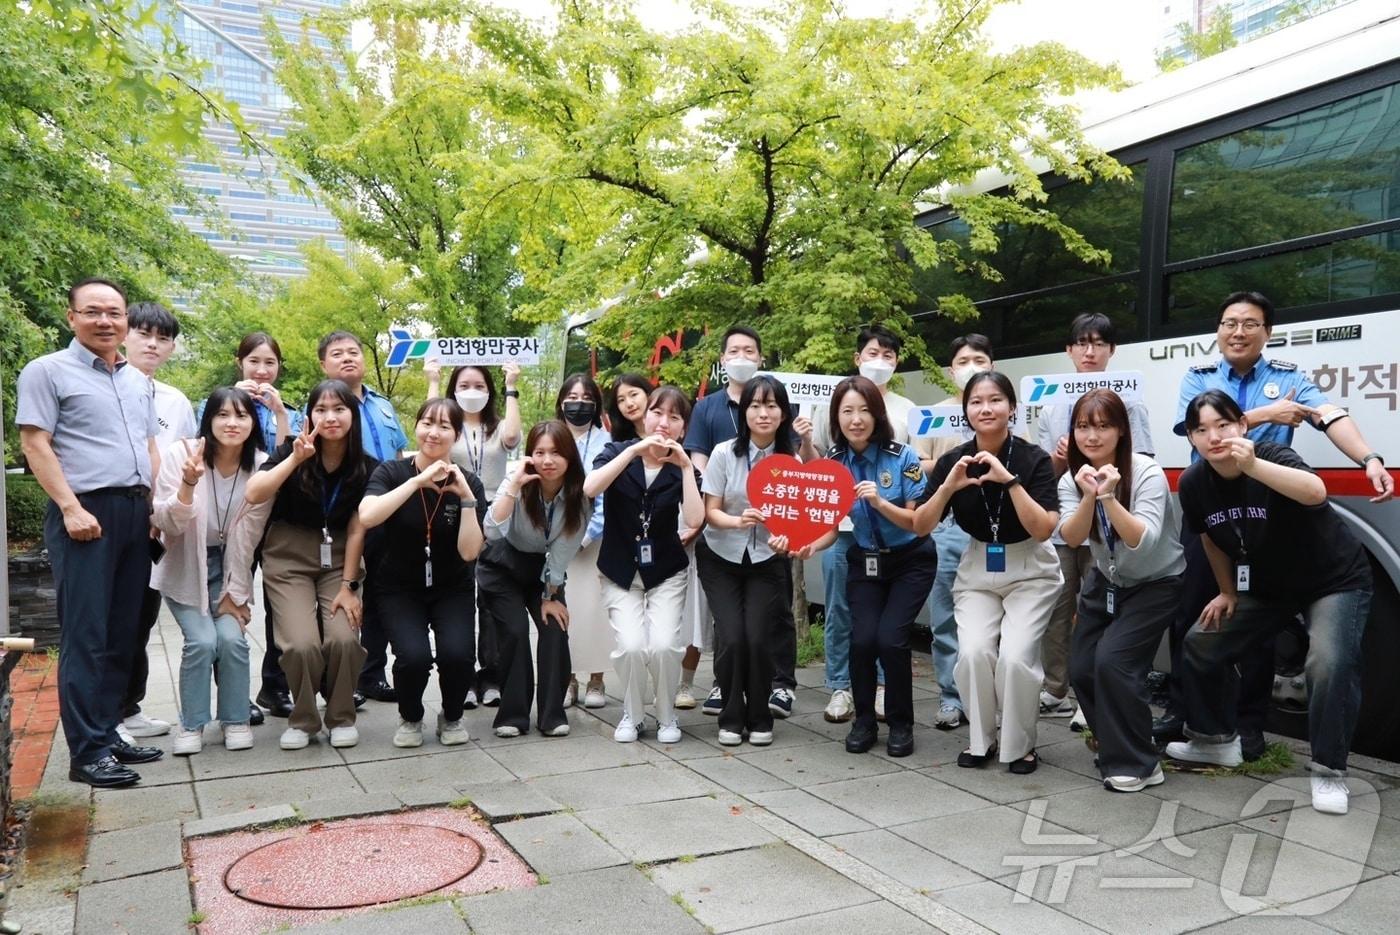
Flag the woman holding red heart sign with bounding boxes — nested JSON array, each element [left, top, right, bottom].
[[798, 377, 932, 758]]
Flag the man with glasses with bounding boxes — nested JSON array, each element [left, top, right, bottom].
[[16, 278, 166, 787], [1156, 290, 1392, 757]]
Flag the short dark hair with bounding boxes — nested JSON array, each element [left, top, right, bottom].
[[1218, 291, 1274, 330], [721, 325, 762, 356], [1184, 389, 1246, 432], [647, 385, 693, 427], [828, 376, 893, 449], [961, 370, 1017, 414], [415, 397, 465, 437], [1067, 312, 1115, 348], [127, 301, 180, 339], [317, 330, 362, 360], [68, 277, 127, 307], [949, 333, 994, 362], [856, 324, 902, 357], [731, 375, 796, 458]]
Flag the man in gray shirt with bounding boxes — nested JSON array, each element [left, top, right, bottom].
[[16, 278, 166, 788]]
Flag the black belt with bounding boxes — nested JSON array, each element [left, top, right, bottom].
[[81, 485, 150, 499]]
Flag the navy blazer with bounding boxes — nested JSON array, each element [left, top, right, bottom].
[[593, 440, 699, 590]]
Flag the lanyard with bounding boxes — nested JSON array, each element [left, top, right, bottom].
[[213, 469, 241, 544], [419, 483, 447, 552], [463, 425, 485, 476], [321, 475, 344, 543], [851, 451, 887, 550], [361, 396, 386, 460], [1094, 499, 1117, 579], [727, 400, 739, 436], [1222, 478, 1251, 562], [539, 490, 559, 545], [979, 436, 1014, 543]]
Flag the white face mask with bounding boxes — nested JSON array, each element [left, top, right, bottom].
[[723, 358, 759, 385], [858, 360, 895, 386], [455, 390, 489, 414], [952, 364, 986, 390]]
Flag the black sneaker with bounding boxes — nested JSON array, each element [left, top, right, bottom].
[[767, 688, 794, 719], [702, 686, 723, 716], [1240, 728, 1268, 762], [248, 701, 265, 726], [845, 722, 877, 754], [360, 680, 398, 703], [886, 725, 914, 759], [1152, 712, 1185, 745], [70, 756, 139, 788], [110, 739, 163, 765]]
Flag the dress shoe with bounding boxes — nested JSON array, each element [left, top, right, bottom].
[[957, 748, 996, 768], [248, 702, 265, 726], [845, 722, 878, 754], [1240, 728, 1267, 762], [353, 690, 366, 710], [70, 756, 139, 788], [1152, 712, 1185, 745], [1009, 750, 1039, 775], [360, 680, 398, 703], [256, 688, 293, 718], [111, 739, 163, 764], [886, 725, 914, 758]]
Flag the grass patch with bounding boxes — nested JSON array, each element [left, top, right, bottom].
[[1163, 741, 1295, 777], [796, 622, 825, 668], [448, 796, 473, 810], [676, 854, 696, 863], [187, 910, 207, 925]]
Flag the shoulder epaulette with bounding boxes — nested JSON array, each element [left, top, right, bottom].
[[1269, 359, 1299, 371], [881, 440, 905, 456], [1189, 363, 1216, 373]]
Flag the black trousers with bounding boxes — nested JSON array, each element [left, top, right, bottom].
[[698, 546, 785, 734], [845, 537, 937, 733], [380, 585, 477, 723], [476, 540, 570, 734], [1072, 570, 1181, 779], [120, 585, 163, 718], [46, 492, 151, 766], [357, 570, 391, 690]]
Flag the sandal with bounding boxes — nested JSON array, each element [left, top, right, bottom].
[[1008, 750, 1039, 775]]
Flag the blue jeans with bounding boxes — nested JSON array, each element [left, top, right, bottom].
[[165, 547, 251, 730], [823, 532, 883, 691], [1181, 587, 1369, 774], [925, 517, 967, 709]]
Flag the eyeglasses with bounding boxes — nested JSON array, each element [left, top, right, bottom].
[[1218, 319, 1265, 333], [72, 309, 127, 321], [1071, 340, 1109, 351]]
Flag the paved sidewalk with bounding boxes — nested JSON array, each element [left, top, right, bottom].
[[8, 601, 1400, 934]]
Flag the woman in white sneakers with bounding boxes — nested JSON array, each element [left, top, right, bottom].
[[153, 387, 271, 755]]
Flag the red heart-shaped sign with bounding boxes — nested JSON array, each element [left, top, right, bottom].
[[746, 454, 856, 551]]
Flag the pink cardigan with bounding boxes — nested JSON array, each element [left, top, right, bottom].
[[150, 438, 272, 611]]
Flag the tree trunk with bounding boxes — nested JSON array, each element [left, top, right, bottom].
[[791, 557, 809, 644]]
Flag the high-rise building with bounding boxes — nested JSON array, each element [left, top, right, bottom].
[[165, 1, 347, 280], [1157, 0, 1355, 61]]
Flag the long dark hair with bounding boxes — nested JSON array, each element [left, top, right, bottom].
[[647, 385, 693, 428], [415, 397, 464, 436], [608, 372, 653, 441], [521, 420, 587, 536], [1184, 389, 1246, 431], [235, 331, 284, 377], [828, 376, 892, 450], [555, 373, 604, 428], [296, 379, 370, 501], [961, 370, 1018, 413], [447, 365, 501, 438], [1067, 389, 1135, 515], [199, 387, 263, 472], [731, 375, 796, 458]]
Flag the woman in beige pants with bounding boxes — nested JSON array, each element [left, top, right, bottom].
[[915, 372, 1061, 774]]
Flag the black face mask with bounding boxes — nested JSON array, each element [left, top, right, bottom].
[[562, 401, 596, 427]]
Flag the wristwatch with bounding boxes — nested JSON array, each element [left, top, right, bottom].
[[504, 389, 520, 398], [342, 579, 361, 593], [1360, 452, 1384, 467], [1005, 474, 1023, 489]]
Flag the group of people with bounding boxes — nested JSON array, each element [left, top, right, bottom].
[[16, 279, 1391, 817]]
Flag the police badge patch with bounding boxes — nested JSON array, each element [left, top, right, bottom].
[[879, 470, 893, 488]]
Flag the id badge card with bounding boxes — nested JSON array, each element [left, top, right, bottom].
[[1105, 586, 1117, 616], [863, 551, 882, 579], [319, 540, 333, 569], [637, 539, 654, 568], [425, 560, 434, 588], [985, 543, 1007, 573], [1236, 563, 1251, 593]]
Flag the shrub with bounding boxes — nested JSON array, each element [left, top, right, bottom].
[[5, 473, 49, 543]]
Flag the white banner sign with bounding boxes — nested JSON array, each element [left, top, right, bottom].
[[759, 371, 847, 407], [1018, 370, 1145, 408], [906, 404, 973, 439], [386, 329, 542, 368]]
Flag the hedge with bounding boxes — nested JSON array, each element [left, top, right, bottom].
[[5, 473, 49, 543]]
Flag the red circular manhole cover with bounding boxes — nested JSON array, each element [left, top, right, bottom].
[[224, 822, 485, 909]]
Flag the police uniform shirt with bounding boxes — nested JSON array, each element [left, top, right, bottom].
[[364, 458, 487, 592], [925, 437, 1058, 544], [833, 441, 926, 551], [1177, 442, 1369, 601], [358, 386, 410, 462], [1173, 356, 1327, 455]]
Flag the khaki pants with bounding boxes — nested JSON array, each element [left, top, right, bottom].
[[1042, 543, 1094, 699], [954, 538, 1062, 762], [261, 522, 367, 734]]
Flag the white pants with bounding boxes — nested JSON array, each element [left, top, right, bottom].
[[602, 569, 689, 727], [954, 538, 1063, 762]]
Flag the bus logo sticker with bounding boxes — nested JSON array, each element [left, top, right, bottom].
[[1316, 325, 1362, 343]]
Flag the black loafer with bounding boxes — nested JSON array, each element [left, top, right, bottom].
[[256, 688, 293, 718], [71, 756, 140, 788], [957, 748, 995, 768], [1009, 750, 1039, 775], [111, 739, 163, 764], [1152, 712, 1185, 745], [360, 680, 398, 703], [845, 722, 878, 754], [886, 726, 914, 759], [248, 702, 265, 726]]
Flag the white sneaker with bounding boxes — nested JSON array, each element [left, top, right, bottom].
[[614, 714, 639, 743], [1070, 706, 1089, 732], [718, 729, 743, 746], [1311, 775, 1350, 815], [674, 684, 697, 710], [1039, 691, 1076, 717], [280, 727, 310, 750], [544, 722, 571, 737], [1165, 737, 1243, 768], [482, 687, 502, 707], [824, 689, 854, 723], [583, 679, 606, 709], [934, 703, 964, 730], [748, 730, 773, 746], [393, 719, 424, 748], [122, 712, 171, 738], [874, 686, 886, 722], [172, 727, 203, 756], [437, 714, 469, 746], [464, 689, 479, 710], [223, 723, 253, 752], [329, 725, 359, 748], [657, 719, 682, 744], [563, 678, 578, 709], [1104, 763, 1165, 793], [493, 725, 521, 738], [116, 723, 135, 745]]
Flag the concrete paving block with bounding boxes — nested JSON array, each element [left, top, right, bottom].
[[296, 791, 404, 823], [81, 820, 184, 884], [528, 763, 714, 811], [680, 722, 828, 755], [288, 900, 471, 935], [682, 755, 794, 794], [934, 879, 1110, 935], [1273, 873, 1400, 933], [575, 796, 777, 864], [733, 900, 942, 934], [919, 758, 1100, 807], [649, 843, 879, 933], [92, 783, 200, 834], [487, 733, 658, 779], [495, 812, 629, 877], [890, 803, 1104, 880], [348, 749, 512, 793], [1189, 916, 1335, 935], [192, 764, 362, 818], [185, 729, 345, 780], [1241, 807, 1400, 874], [75, 868, 192, 935], [738, 741, 904, 786], [807, 769, 990, 827], [1139, 770, 1296, 821], [182, 804, 297, 838], [454, 780, 564, 820], [748, 789, 877, 838], [458, 864, 704, 935], [99, 747, 191, 788], [1003, 784, 1228, 850], [825, 828, 984, 894], [393, 784, 464, 808]]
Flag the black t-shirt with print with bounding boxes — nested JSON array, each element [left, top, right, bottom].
[[1177, 442, 1370, 601], [924, 435, 1059, 544], [364, 459, 488, 591]]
